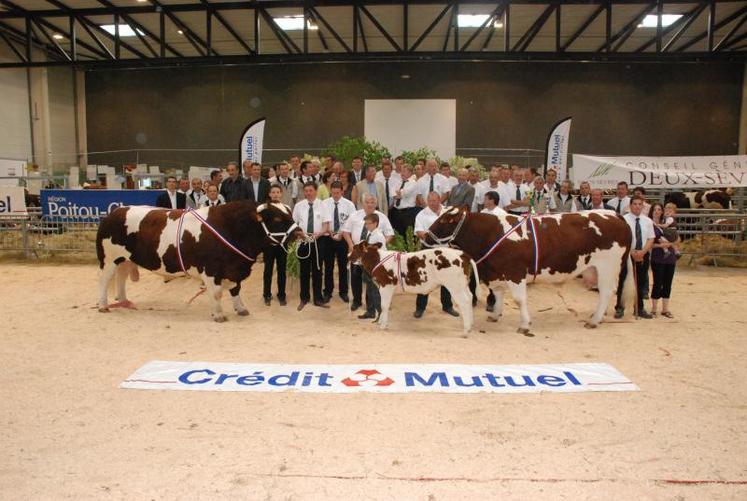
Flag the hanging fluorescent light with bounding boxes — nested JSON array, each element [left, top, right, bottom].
[[273, 15, 318, 31], [177, 30, 183, 35], [100, 24, 144, 37], [457, 14, 503, 29], [638, 14, 683, 28], [52, 33, 64, 40]]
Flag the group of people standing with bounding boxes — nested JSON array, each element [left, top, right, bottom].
[[156, 154, 679, 321]]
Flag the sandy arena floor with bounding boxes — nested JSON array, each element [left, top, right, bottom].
[[1, 262, 746, 500]]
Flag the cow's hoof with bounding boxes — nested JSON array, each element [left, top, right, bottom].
[[213, 315, 227, 323], [584, 321, 598, 329], [98, 307, 110, 313], [487, 316, 498, 323], [517, 327, 532, 335], [236, 309, 249, 316]]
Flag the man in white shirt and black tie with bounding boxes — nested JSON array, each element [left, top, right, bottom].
[[342, 194, 394, 315], [576, 181, 592, 210], [390, 164, 420, 235], [607, 181, 631, 215], [416, 159, 449, 207], [321, 181, 356, 304], [374, 158, 401, 208], [413, 192, 460, 319], [506, 169, 530, 216], [292, 182, 328, 311], [615, 196, 655, 319]]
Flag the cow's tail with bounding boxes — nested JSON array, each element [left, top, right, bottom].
[[619, 251, 636, 316], [95, 223, 106, 269]]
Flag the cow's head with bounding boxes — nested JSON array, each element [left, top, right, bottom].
[[255, 202, 304, 248], [423, 205, 470, 247], [348, 241, 382, 266]]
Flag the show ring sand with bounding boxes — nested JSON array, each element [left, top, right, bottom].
[[1, 263, 745, 499]]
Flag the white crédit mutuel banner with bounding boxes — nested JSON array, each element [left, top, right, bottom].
[[239, 117, 265, 165], [121, 362, 637, 394], [545, 117, 572, 179], [0, 186, 27, 216], [572, 154, 747, 189]]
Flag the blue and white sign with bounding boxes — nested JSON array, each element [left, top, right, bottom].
[[239, 117, 265, 165], [41, 189, 161, 220], [121, 362, 638, 394], [545, 117, 572, 179]]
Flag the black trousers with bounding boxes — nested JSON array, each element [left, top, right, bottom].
[[299, 239, 325, 303], [390, 206, 420, 236], [651, 261, 676, 299], [468, 272, 496, 306], [322, 237, 348, 298], [262, 244, 287, 300], [616, 254, 649, 314], [362, 270, 381, 314], [351, 263, 364, 305], [416, 287, 453, 312]]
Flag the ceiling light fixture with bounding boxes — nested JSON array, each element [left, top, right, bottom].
[[100, 24, 145, 37], [638, 14, 683, 28]]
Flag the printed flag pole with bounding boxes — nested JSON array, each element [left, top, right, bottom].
[[239, 117, 266, 166], [543, 116, 572, 179]]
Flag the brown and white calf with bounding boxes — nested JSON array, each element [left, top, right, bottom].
[[349, 242, 477, 336], [426, 206, 635, 333], [96, 201, 301, 321]]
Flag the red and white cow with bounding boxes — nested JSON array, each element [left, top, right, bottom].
[[426, 207, 635, 333], [349, 242, 477, 336], [96, 201, 301, 321]]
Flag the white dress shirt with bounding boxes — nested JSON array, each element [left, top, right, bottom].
[[508, 183, 531, 213], [167, 190, 178, 209], [342, 209, 394, 244], [375, 172, 402, 207], [393, 178, 419, 209], [322, 196, 356, 235], [469, 182, 482, 212], [608, 196, 631, 215], [478, 181, 502, 207], [481, 206, 509, 217], [293, 198, 326, 234], [416, 173, 449, 199], [442, 175, 459, 190], [414, 205, 446, 234], [623, 212, 655, 250], [366, 228, 388, 251], [350, 169, 364, 185], [199, 194, 226, 207]]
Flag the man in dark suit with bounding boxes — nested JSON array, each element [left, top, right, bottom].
[[220, 161, 247, 202], [156, 175, 186, 209], [243, 160, 271, 204]]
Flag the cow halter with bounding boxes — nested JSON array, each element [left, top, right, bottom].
[[261, 220, 300, 249], [370, 251, 406, 292], [426, 210, 467, 247]]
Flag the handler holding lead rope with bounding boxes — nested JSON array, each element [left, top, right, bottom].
[[414, 191, 461, 320], [292, 181, 329, 311]]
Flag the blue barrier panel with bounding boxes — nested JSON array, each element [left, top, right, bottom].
[[41, 189, 162, 220]]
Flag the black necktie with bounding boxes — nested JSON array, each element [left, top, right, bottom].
[[333, 202, 340, 232], [616, 200, 622, 214], [429, 175, 434, 193], [395, 180, 405, 207], [360, 224, 368, 241], [635, 217, 642, 250], [307, 203, 314, 234], [385, 178, 390, 205], [516, 185, 521, 201]]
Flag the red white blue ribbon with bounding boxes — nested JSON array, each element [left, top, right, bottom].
[[474, 216, 527, 265], [175, 207, 255, 276]]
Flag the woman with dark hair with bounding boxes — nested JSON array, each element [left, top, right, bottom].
[[339, 170, 354, 201], [648, 202, 678, 318], [317, 170, 337, 200]]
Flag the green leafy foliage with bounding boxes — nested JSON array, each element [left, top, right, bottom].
[[399, 147, 439, 166], [389, 226, 421, 253], [449, 156, 487, 180], [286, 241, 300, 279], [327, 136, 391, 167]]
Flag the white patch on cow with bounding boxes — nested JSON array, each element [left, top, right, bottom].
[[125, 205, 159, 235], [445, 206, 460, 215], [154, 210, 205, 277], [256, 203, 267, 212], [587, 219, 603, 236]]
